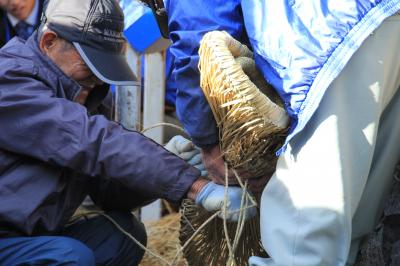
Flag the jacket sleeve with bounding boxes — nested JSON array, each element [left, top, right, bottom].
[[166, 0, 246, 147], [0, 70, 200, 203], [88, 177, 156, 211]]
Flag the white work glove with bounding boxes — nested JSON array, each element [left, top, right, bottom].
[[195, 182, 256, 221], [165, 135, 208, 176]]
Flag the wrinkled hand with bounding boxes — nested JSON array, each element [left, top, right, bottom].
[[165, 135, 208, 176], [195, 182, 257, 221], [201, 145, 250, 184]]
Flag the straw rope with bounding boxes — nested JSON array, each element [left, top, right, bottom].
[[141, 122, 187, 135]]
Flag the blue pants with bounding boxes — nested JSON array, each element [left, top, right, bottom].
[[0, 211, 147, 265]]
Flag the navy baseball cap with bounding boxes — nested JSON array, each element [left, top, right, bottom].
[[42, 0, 138, 86]]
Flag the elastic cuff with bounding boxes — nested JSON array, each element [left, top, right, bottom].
[[191, 135, 219, 148], [188, 178, 210, 202], [194, 180, 213, 204]]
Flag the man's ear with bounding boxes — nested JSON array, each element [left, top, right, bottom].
[[39, 30, 59, 55]]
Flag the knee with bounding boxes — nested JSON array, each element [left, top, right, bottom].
[[129, 215, 147, 247], [47, 237, 95, 265], [106, 211, 147, 264], [107, 211, 147, 246]]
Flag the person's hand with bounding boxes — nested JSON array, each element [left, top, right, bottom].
[[165, 135, 208, 176], [201, 145, 250, 184], [187, 153, 208, 177], [165, 135, 197, 158], [195, 181, 257, 221]]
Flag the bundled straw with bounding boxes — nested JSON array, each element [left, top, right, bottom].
[[179, 31, 290, 266], [198, 31, 289, 178], [180, 199, 266, 266]]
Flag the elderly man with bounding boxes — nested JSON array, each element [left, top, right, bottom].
[[0, 0, 44, 47], [0, 0, 255, 265]]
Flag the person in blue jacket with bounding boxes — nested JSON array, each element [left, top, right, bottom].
[[163, 0, 400, 265], [0, 0, 256, 264], [0, 0, 44, 47]]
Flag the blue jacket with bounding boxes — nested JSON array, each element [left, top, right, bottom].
[[166, 0, 400, 154], [0, 34, 199, 237]]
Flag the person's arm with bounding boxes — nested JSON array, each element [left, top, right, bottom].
[[0, 72, 199, 203], [86, 131, 256, 221], [90, 134, 208, 210], [166, 0, 247, 182], [166, 0, 245, 148]]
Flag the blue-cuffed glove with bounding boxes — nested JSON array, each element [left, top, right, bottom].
[[164, 135, 198, 159], [165, 135, 208, 176], [195, 182, 256, 221], [188, 153, 208, 177]]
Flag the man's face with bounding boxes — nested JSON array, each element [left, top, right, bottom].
[[0, 0, 36, 21], [40, 31, 104, 104], [51, 42, 102, 89]]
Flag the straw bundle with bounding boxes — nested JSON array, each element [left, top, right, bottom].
[[178, 31, 290, 266], [179, 199, 267, 266], [198, 31, 289, 178]]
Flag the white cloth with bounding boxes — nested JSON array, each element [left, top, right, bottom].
[[250, 15, 400, 266]]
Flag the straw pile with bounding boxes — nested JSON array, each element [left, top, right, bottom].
[[198, 31, 289, 178], [140, 213, 187, 266]]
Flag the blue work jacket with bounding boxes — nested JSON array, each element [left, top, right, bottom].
[[166, 0, 400, 154], [0, 33, 199, 236]]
